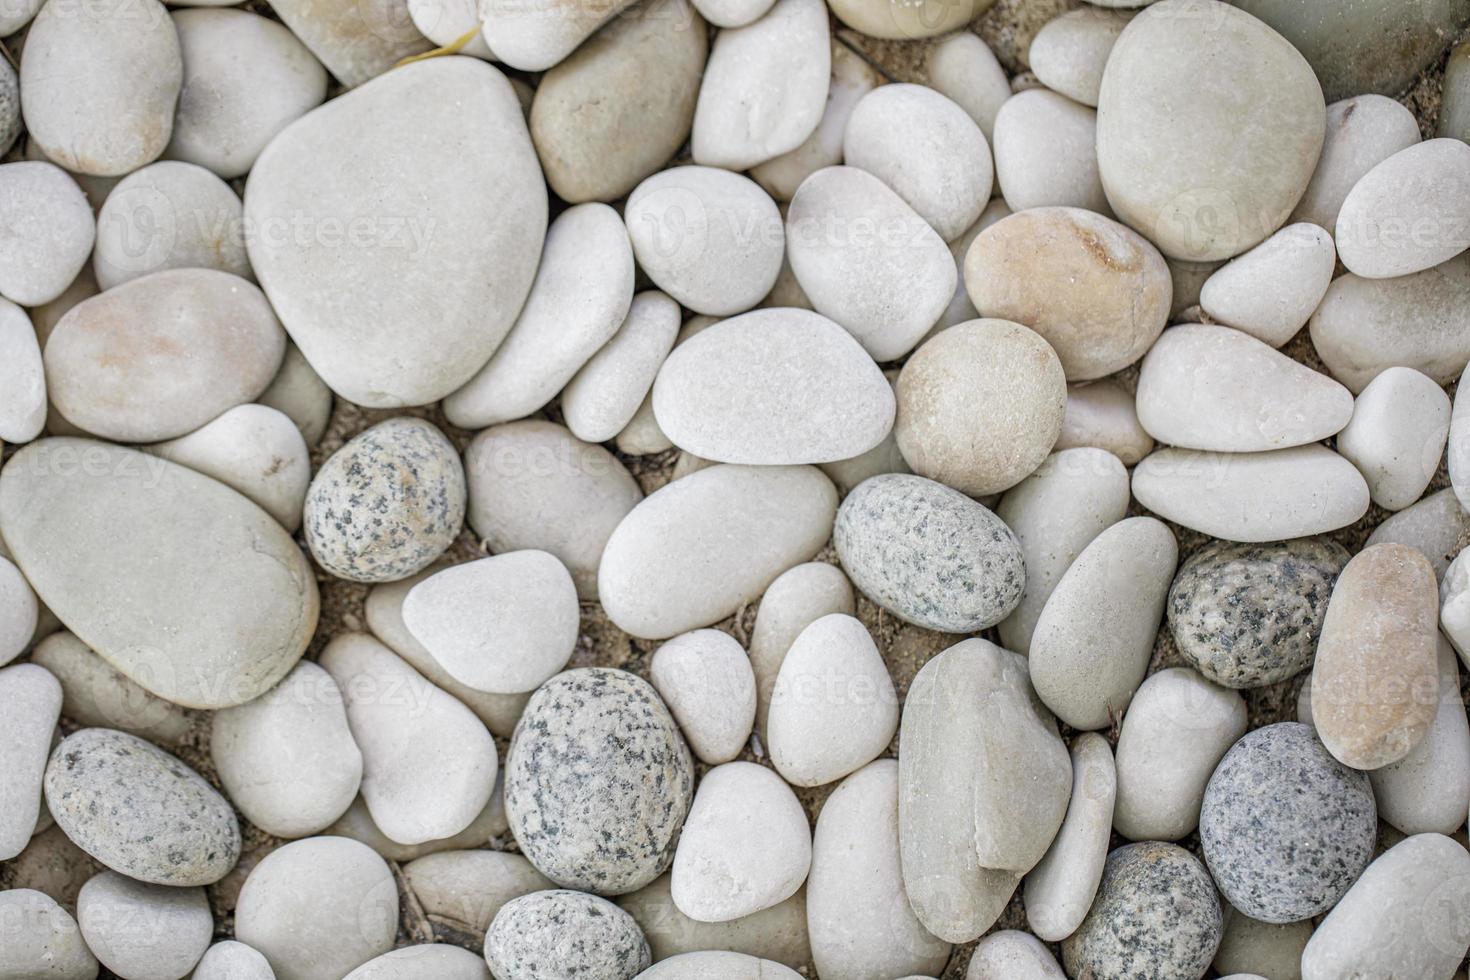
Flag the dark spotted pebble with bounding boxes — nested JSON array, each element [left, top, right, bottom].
[[303, 416, 466, 583], [486, 889, 651, 980], [1167, 537, 1349, 688], [42, 728, 240, 886], [1199, 722, 1376, 924], [833, 473, 1024, 633], [504, 667, 694, 895], [1062, 841, 1223, 980]]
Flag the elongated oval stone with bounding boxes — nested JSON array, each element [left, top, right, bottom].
[[1336, 138, 1470, 279], [1024, 733, 1116, 943], [0, 438, 317, 709]]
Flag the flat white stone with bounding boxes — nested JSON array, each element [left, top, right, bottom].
[[0, 162, 95, 307], [1200, 223, 1337, 347], [1336, 138, 1470, 278], [926, 33, 1010, 143], [649, 629, 757, 765], [0, 556, 37, 669], [403, 552, 579, 694], [671, 761, 812, 923], [1133, 445, 1370, 542], [1136, 324, 1353, 451], [0, 299, 43, 444], [1291, 94, 1421, 232], [259, 343, 333, 448], [29, 631, 193, 747], [1054, 380, 1153, 465], [481, 0, 635, 70], [1029, 8, 1132, 106], [346, 946, 489, 980], [319, 633, 497, 846], [78, 871, 213, 980], [992, 89, 1108, 214], [1024, 733, 1117, 943], [0, 664, 61, 861], [691, 0, 829, 170], [1336, 366, 1450, 511], [563, 291, 682, 444], [636, 951, 803, 979], [748, 562, 854, 742]]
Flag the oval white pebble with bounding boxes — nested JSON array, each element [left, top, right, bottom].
[[1336, 138, 1470, 279], [1024, 733, 1117, 943], [0, 299, 43, 445], [992, 89, 1108, 214], [650, 629, 756, 765], [1336, 366, 1451, 511], [0, 162, 95, 307], [78, 871, 213, 980], [562, 291, 682, 444], [1199, 223, 1337, 347]]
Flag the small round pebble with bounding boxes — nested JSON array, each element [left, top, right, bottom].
[[649, 629, 757, 765], [967, 930, 1066, 980], [0, 162, 96, 307], [991, 90, 1108, 213], [485, 890, 651, 980], [77, 870, 213, 980], [193, 941, 277, 980]]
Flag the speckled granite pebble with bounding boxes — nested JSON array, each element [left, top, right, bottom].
[[304, 417, 466, 583], [1167, 538, 1349, 689], [1200, 722, 1376, 923], [834, 474, 1023, 633], [43, 728, 240, 886], [486, 890, 651, 980], [504, 668, 694, 895], [1061, 842, 1222, 980]]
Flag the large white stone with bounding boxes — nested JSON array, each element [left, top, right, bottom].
[[77, 871, 213, 980]]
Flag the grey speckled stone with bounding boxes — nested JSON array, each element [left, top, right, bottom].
[[1167, 538, 1350, 689], [487, 890, 651, 980], [834, 474, 1023, 633], [0, 60, 18, 158], [504, 668, 694, 896], [1200, 722, 1376, 924], [304, 417, 466, 583], [43, 728, 241, 886], [1062, 842, 1222, 980]]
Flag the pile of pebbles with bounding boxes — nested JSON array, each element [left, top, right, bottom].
[[2, 0, 1470, 977]]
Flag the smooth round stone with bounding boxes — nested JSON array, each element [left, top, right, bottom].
[[167, 9, 327, 179], [1293, 95, 1422, 232], [1062, 842, 1222, 980], [45, 269, 285, 442], [29, 632, 193, 747], [403, 552, 579, 694], [259, 343, 333, 448], [1370, 637, 1470, 835], [967, 931, 1065, 980], [1030, 8, 1132, 106], [749, 42, 882, 202], [481, 0, 633, 70], [619, 873, 810, 969], [1452, 369, 1470, 515], [834, 473, 1023, 634], [403, 850, 553, 937], [899, 639, 1071, 944], [235, 836, 398, 980], [530, 0, 706, 203], [264, 0, 430, 88], [690, 0, 773, 26], [748, 562, 854, 741], [1096, 0, 1325, 260], [653, 308, 892, 465], [145, 404, 310, 531], [991, 90, 1108, 214], [787, 166, 954, 362], [808, 760, 950, 980], [624, 168, 781, 318], [1055, 380, 1153, 465], [1337, 366, 1450, 511], [246, 58, 545, 408], [563, 291, 682, 444], [1200, 223, 1337, 347], [1312, 254, 1470, 394], [827, 0, 989, 39], [1312, 543, 1439, 771], [321, 633, 496, 846], [486, 890, 650, 980], [304, 418, 465, 584], [0, 555, 38, 668], [464, 420, 641, 601], [211, 661, 363, 839], [691, 0, 829, 170], [0, 889, 98, 980], [1214, 906, 1312, 980], [1030, 517, 1177, 730], [965, 207, 1170, 381], [671, 761, 811, 923], [1336, 139, 1470, 279], [444, 203, 633, 428], [1, 438, 317, 708], [598, 464, 836, 640], [0, 300, 43, 445], [1302, 832, 1470, 979], [345, 945, 489, 980], [996, 448, 1129, 653], [1137, 324, 1353, 451], [843, 84, 991, 241], [0, 665, 61, 861], [768, 614, 897, 787], [1113, 668, 1247, 841], [20, 0, 181, 175], [1132, 445, 1370, 542], [1168, 538, 1348, 689], [1023, 733, 1116, 943], [92, 162, 250, 290], [649, 630, 756, 766], [0, 163, 94, 307], [1365, 488, 1470, 581], [635, 951, 802, 980], [505, 668, 694, 895], [1201, 722, 1376, 923], [78, 871, 212, 980], [896, 319, 1064, 496], [193, 941, 277, 980], [44, 728, 240, 886]]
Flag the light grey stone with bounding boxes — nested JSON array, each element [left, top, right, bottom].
[[634, 951, 802, 980], [77, 871, 212, 980], [926, 33, 1010, 142], [481, 0, 635, 70], [486, 890, 650, 980], [992, 89, 1108, 214], [1292, 94, 1421, 233], [1365, 487, 1470, 580], [264, 0, 430, 87], [1029, 8, 1132, 106], [563, 291, 682, 444], [967, 931, 1065, 980], [1336, 139, 1470, 279], [28, 632, 194, 747], [618, 873, 810, 969], [0, 163, 95, 307], [0, 554, 37, 669], [0, 664, 61, 861], [1370, 637, 1470, 835], [748, 562, 854, 743], [1054, 380, 1153, 465], [1336, 366, 1450, 511], [1023, 733, 1116, 943], [343, 945, 488, 980], [0, 299, 44, 444], [193, 942, 277, 980], [0, 889, 98, 980], [258, 343, 333, 448], [1200, 223, 1337, 348], [649, 629, 756, 765]]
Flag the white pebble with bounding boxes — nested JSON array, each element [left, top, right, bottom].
[[1335, 366, 1451, 511], [1024, 734, 1117, 943], [78, 871, 213, 980], [992, 89, 1108, 214], [650, 629, 756, 765], [562, 291, 682, 444], [1199, 222, 1337, 347]]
